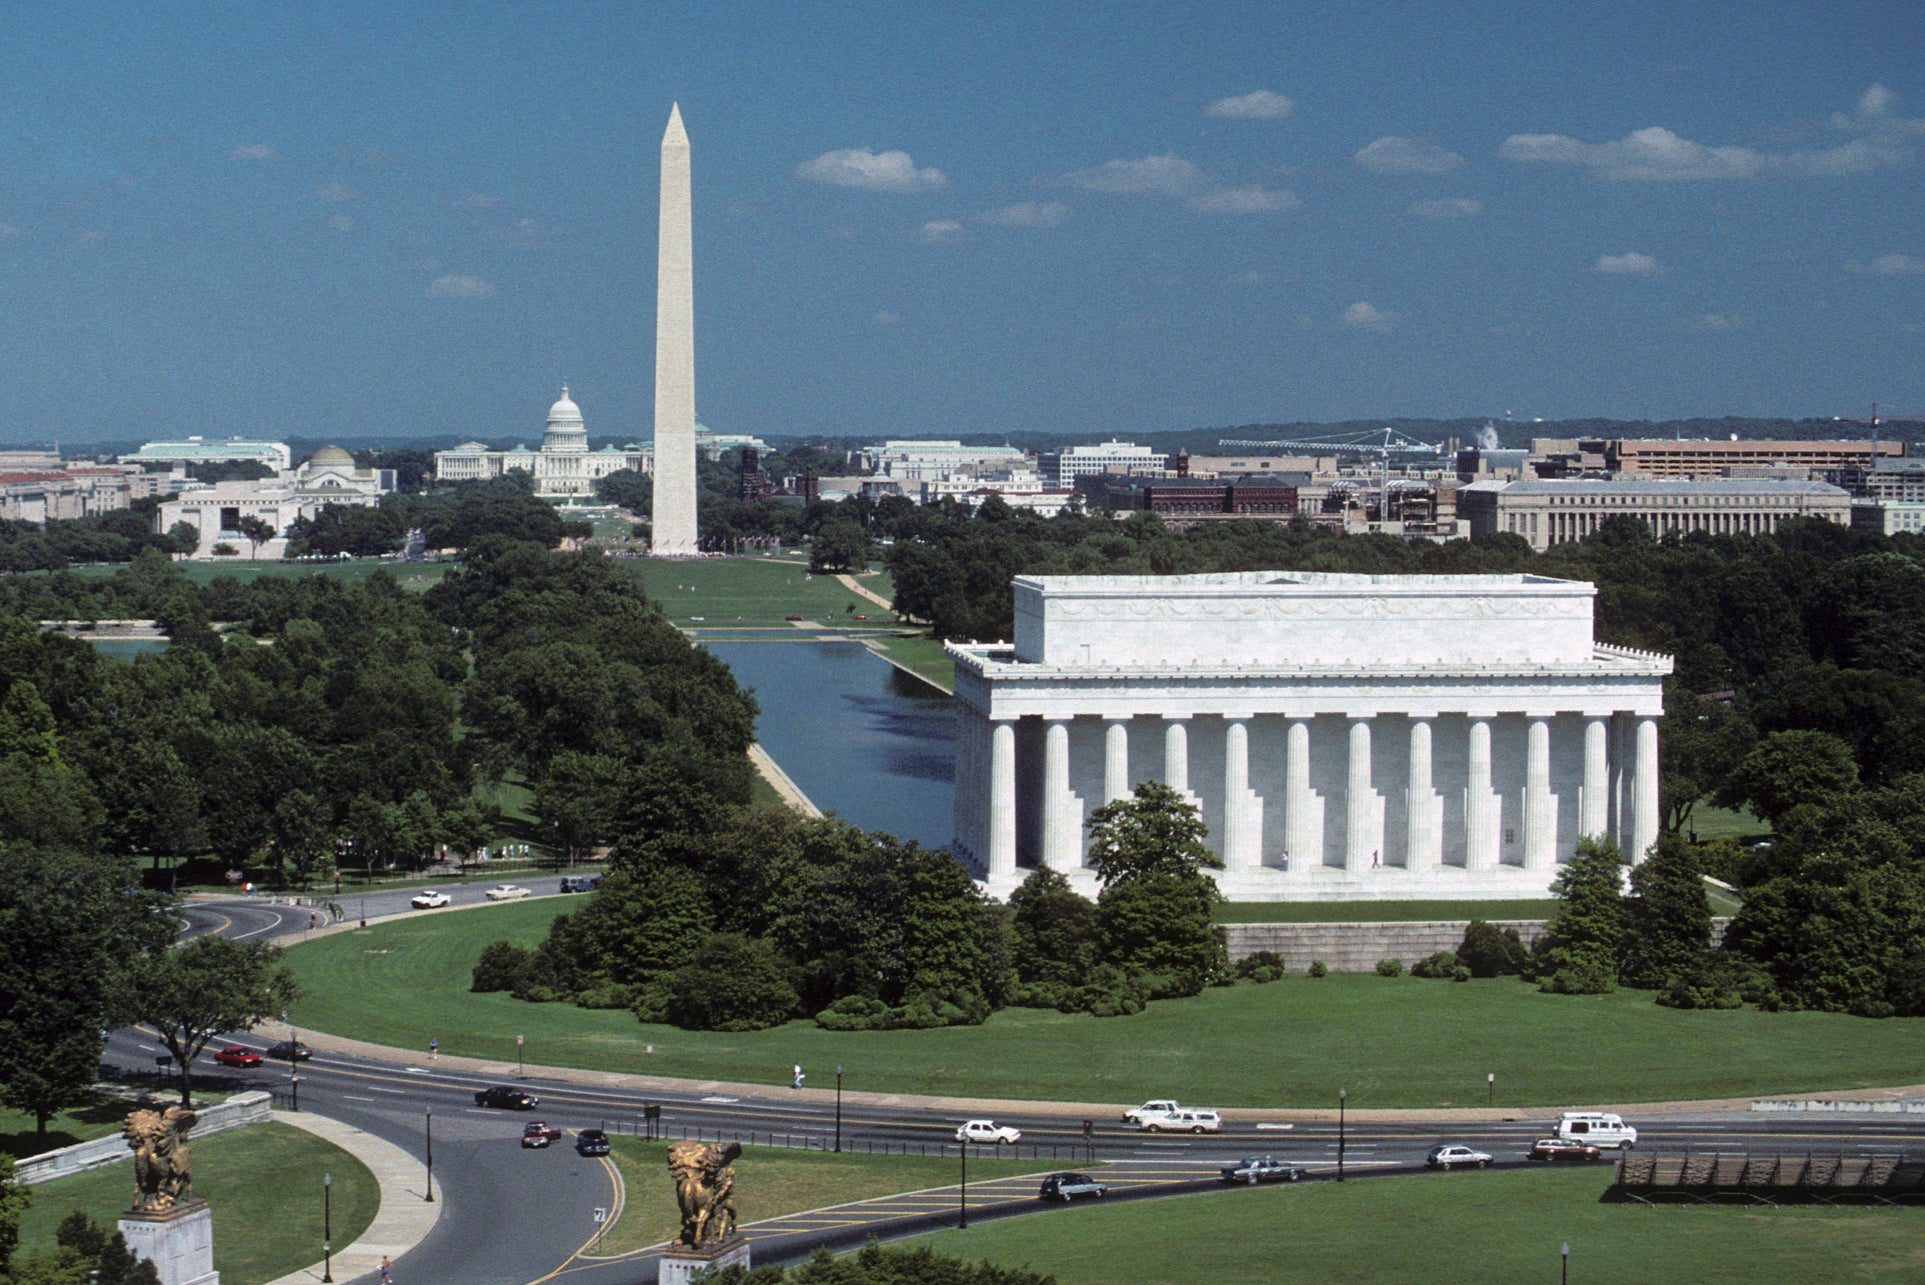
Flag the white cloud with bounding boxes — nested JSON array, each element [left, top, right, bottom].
[[1693, 313, 1746, 331], [795, 148, 948, 192], [1207, 90, 1294, 120], [1595, 251, 1662, 276], [918, 219, 966, 244], [1846, 253, 1925, 276], [1340, 301, 1395, 331], [1355, 137, 1463, 174], [426, 274, 495, 298], [1187, 185, 1301, 213], [490, 217, 561, 249], [454, 193, 499, 209], [229, 144, 278, 162], [315, 182, 358, 202], [872, 310, 900, 326], [326, 213, 353, 231], [974, 200, 1069, 227], [1410, 197, 1482, 218], [1060, 154, 1203, 196]]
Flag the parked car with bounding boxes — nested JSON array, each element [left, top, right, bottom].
[[1529, 1137, 1605, 1163], [784, 614, 804, 622], [1123, 1099, 1182, 1125], [1555, 1112, 1638, 1150], [558, 875, 602, 893], [1038, 1172, 1108, 1201], [410, 890, 452, 909], [475, 1085, 540, 1110], [266, 1040, 312, 1062], [1141, 1109, 1220, 1134], [1221, 1156, 1306, 1185], [1426, 1145, 1494, 1170], [956, 1119, 1021, 1145], [484, 884, 530, 901], [213, 1044, 262, 1068], [576, 1129, 611, 1157], [520, 1121, 563, 1148]]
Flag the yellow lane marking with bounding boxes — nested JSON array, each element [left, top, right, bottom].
[[518, 1137, 623, 1285]]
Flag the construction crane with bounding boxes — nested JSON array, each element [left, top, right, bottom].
[[1217, 427, 1448, 519]]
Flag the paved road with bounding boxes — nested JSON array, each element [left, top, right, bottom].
[[136, 897, 1925, 1283]]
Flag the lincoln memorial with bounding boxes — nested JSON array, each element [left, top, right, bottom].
[[948, 572, 1671, 901]]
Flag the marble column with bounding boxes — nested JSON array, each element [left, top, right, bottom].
[[1580, 716, 1609, 839], [1524, 718, 1555, 869], [1164, 717, 1192, 800], [1042, 719, 1078, 870], [1405, 716, 1441, 871], [1632, 716, 1660, 865], [1103, 718, 1130, 804], [1465, 716, 1499, 871], [1345, 717, 1379, 871], [1283, 718, 1320, 871], [1221, 717, 1259, 873], [988, 719, 1016, 882]]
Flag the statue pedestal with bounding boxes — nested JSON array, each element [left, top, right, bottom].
[[659, 1237, 750, 1285], [119, 1201, 219, 1285]]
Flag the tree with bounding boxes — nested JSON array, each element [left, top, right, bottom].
[[1659, 685, 1756, 834], [1095, 872, 1228, 997], [1536, 837, 1627, 994], [661, 934, 800, 1031], [1083, 781, 1222, 887], [1006, 867, 1097, 992], [120, 936, 298, 1105], [809, 522, 870, 574], [1621, 833, 1713, 990], [0, 1157, 29, 1276], [532, 752, 630, 861], [234, 515, 276, 561], [1715, 729, 1860, 825]]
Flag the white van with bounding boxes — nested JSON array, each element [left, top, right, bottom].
[[1141, 1108, 1221, 1134], [1555, 1112, 1638, 1149]]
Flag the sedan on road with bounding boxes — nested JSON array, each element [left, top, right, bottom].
[[576, 1129, 611, 1157], [1529, 1137, 1605, 1163], [410, 890, 452, 909], [1038, 1172, 1108, 1201], [213, 1044, 262, 1068], [521, 1121, 563, 1148], [1221, 1157, 1306, 1185], [265, 1040, 312, 1062], [1426, 1145, 1494, 1171], [476, 1085, 540, 1110], [956, 1119, 1021, 1145], [484, 884, 530, 901]]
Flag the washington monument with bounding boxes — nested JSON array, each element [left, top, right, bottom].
[[651, 103, 698, 555]]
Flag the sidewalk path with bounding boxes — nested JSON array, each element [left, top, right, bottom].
[[748, 743, 822, 816], [833, 573, 892, 611], [262, 1110, 442, 1285]]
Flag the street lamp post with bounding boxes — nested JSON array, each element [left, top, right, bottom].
[[1337, 1088, 1347, 1182], [834, 1066, 844, 1154], [958, 1140, 968, 1230], [1488, 1072, 1495, 1108], [322, 1172, 333, 1283], [425, 1109, 435, 1202], [1561, 1241, 1570, 1285]]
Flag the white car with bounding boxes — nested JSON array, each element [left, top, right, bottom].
[[956, 1119, 1021, 1145], [1140, 1108, 1221, 1134], [1123, 1099, 1182, 1125], [410, 890, 452, 909], [1427, 1145, 1494, 1170], [484, 884, 530, 901]]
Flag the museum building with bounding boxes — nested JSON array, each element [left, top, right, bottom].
[[948, 572, 1671, 902]]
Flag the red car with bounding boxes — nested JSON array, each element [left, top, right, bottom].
[[213, 1045, 262, 1069], [521, 1121, 563, 1149], [1529, 1137, 1604, 1163]]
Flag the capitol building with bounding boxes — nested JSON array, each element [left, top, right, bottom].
[[434, 387, 651, 498], [949, 571, 1671, 902]]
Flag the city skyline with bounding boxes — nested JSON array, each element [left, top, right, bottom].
[[0, 2, 1920, 446]]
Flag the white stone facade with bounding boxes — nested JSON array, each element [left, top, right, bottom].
[[433, 388, 650, 498], [949, 572, 1671, 902]]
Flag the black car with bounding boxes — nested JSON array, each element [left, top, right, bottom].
[[266, 1040, 312, 1062], [576, 1128, 611, 1157], [1037, 1172, 1108, 1202], [475, 1085, 540, 1110]]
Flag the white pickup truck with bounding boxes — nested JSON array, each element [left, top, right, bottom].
[[1123, 1099, 1183, 1125]]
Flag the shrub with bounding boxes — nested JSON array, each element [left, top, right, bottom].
[[1307, 960, 1328, 978], [1542, 962, 1615, 995], [1236, 950, 1286, 983], [1410, 950, 1460, 979], [472, 940, 534, 993], [1004, 979, 1070, 1009], [1059, 965, 1149, 1017], [662, 933, 800, 1031], [1458, 920, 1530, 978], [1375, 958, 1404, 977], [815, 995, 892, 1031]]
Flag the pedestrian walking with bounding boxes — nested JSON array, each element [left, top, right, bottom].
[[379, 1256, 392, 1283], [792, 1064, 804, 1089], [429, 1037, 439, 1061]]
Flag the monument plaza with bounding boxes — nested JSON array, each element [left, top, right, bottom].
[[949, 572, 1672, 901]]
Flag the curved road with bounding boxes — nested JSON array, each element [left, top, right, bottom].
[[129, 894, 1925, 1284]]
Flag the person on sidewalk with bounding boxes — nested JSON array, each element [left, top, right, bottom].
[[379, 1256, 392, 1282], [792, 1064, 804, 1089], [429, 1037, 438, 1061]]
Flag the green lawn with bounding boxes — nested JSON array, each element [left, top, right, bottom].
[[1215, 899, 1558, 924], [283, 900, 1925, 1108], [621, 556, 900, 628], [64, 557, 448, 591], [0, 1097, 149, 1161], [906, 1167, 1924, 1285], [1688, 803, 1771, 843], [596, 1138, 1042, 1255], [14, 1122, 379, 1285]]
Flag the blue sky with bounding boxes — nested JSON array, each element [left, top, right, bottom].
[[1, 1, 1920, 446]]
